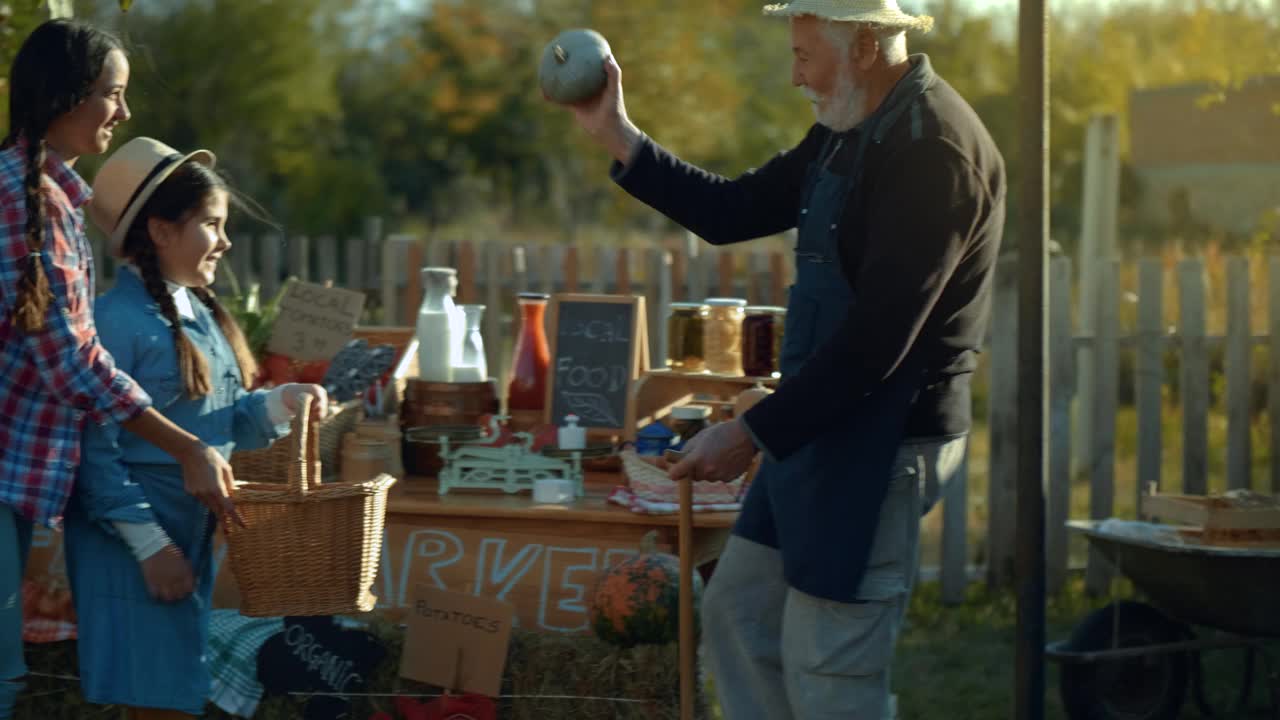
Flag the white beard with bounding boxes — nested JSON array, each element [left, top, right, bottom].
[[803, 66, 867, 132]]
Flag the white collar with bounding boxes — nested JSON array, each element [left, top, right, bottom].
[[123, 264, 196, 320]]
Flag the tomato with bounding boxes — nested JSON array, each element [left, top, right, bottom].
[[260, 353, 297, 385], [294, 359, 330, 384], [259, 353, 330, 386], [530, 424, 558, 452]]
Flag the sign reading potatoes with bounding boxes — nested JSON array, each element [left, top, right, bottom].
[[400, 585, 515, 698]]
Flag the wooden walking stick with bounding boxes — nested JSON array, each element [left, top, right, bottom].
[[679, 470, 695, 720], [668, 450, 696, 720]]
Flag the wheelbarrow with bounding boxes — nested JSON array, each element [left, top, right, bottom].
[[1048, 519, 1280, 720]]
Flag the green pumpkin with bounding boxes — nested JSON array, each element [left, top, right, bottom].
[[588, 530, 703, 648], [539, 29, 611, 104]]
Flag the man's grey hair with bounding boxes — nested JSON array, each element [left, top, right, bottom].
[[820, 20, 908, 65]]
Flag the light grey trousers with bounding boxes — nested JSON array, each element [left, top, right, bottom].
[[701, 436, 967, 720]]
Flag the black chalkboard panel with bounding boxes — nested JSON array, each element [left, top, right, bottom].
[[257, 615, 387, 720], [544, 294, 644, 432]]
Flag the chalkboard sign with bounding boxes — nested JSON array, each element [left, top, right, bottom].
[[544, 294, 647, 435], [258, 615, 387, 720]]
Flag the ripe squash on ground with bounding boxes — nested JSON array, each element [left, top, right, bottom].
[[589, 530, 703, 648]]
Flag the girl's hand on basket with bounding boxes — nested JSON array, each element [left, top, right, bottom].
[[281, 384, 329, 421], [180, 441, 246, 528], [140, 544, 195, 603]]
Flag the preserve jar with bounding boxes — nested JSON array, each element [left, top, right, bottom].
[[671, 405, 712, 450], [666, 302, 709, 372], [742, 306, 786, 378], [703, 298, 747, 376]]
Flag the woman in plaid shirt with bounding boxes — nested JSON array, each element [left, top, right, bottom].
[[0, 21, 238, 717]]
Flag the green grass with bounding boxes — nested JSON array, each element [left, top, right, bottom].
[[702, 575, 1278, 720], [892, 577, 1277, 720]]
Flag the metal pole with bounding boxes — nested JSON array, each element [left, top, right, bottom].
[[1016, 0, 1049, 718]]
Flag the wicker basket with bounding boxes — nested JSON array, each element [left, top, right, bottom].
[[229, 398, 363, 481], [620, 449, 746, 504], [223, 395, 397, 617]]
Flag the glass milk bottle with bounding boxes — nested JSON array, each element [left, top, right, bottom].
[[453, 304, 488, 383], [416, 267, 463, 382]]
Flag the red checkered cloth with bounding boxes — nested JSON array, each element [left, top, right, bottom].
[[607, 485, 743, 515]]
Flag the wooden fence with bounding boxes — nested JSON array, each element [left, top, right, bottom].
[[93, 224, 799, 395], [986, 253, 1280, 600], [91, 225, 1280, 605]]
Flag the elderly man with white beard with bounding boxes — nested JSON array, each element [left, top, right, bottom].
[[557, 1, 1005, 717]]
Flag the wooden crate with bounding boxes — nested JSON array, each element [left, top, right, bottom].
[[1142, 491, 1280, 546], [1141, 491, 1280, 530]]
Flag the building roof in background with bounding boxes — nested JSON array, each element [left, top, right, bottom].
[[1129, 75, 1280, 167]]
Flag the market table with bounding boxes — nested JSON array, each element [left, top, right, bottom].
[[198, 470, 736, 635], [371, 471, 735, 633]]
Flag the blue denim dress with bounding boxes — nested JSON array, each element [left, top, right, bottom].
[[63, 269, 290, 713]]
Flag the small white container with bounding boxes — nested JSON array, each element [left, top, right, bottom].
[[557, 414, 586, 450], [533, 478, 575, 504]]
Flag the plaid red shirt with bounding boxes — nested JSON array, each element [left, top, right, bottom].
[[0, 139, 151, 528]]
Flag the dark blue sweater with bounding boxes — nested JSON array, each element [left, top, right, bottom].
[[610, 55, 1006, 460]]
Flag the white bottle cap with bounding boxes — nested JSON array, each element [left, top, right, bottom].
[[672, 405, 712, 421]]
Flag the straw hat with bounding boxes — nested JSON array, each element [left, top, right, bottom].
[[88, 137, 216, 257], [762, 0, 934, 33]]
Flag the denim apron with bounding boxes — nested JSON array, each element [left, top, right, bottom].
[[734, 76, 933, 603]]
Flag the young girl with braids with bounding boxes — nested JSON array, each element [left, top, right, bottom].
[[0, 21, 242, 717], [63, 137, 327, 720]]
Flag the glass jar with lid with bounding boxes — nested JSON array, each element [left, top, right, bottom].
[[742, 306, 786, 378], [671, 405, 712, 450], [703, 298, 747, 376], [666, 302, 709, 372]]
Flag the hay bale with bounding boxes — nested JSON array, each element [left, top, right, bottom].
[[236, 621, 707, 720], [25, 617, 708, 719], [390, 628, 707, 720], [15, 641, 97, 720], [503, 631, 707, 720]]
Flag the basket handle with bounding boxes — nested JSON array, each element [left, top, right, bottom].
[[287, 393, 321, 496]]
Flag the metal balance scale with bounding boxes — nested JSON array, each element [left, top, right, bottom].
[[434, 415, 585, 497]]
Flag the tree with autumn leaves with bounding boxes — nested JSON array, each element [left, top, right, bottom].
[[2, 0, 1277, 249]]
